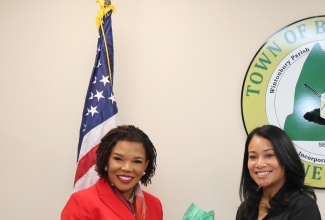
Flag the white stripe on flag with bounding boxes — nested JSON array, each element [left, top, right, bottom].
[[73, 165, 99, 192], [78, 113, 121, 161]]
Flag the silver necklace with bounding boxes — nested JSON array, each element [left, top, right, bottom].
[[129, 189, 135, 203]]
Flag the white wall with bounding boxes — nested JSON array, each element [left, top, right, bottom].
[[1, 0, 325, 219]]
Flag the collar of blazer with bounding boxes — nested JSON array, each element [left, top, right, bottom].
[[96, 178, 136, 219]]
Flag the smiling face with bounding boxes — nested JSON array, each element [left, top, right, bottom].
[[247, 135, 286, 196], [107, 141, 149, 199]]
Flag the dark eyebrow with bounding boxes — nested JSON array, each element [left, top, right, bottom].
[[248, 148, 274, 153], [112, 153, 145, 160], [134, 157, 145, 160]]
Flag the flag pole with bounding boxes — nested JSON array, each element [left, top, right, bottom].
[[95, 0, 116, 86]]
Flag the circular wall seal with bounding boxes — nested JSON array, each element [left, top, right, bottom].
[[241, 15, 325, 188]]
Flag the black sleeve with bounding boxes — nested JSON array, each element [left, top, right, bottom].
[[235, 204, 244, 220], [289, 200, 322, 220], [236, 202, 255, 220]]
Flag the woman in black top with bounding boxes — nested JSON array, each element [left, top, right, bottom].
[[236, 125, 322, 220]]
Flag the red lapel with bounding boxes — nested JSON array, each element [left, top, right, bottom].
[[96, 178, 136, 220]]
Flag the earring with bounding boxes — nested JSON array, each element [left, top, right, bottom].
[[143, 171, 146, 176], [104, 166, 108, 171]]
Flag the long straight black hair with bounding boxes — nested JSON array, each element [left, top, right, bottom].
[[239, 125, 316, 215]]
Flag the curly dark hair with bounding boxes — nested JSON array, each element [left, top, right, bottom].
[[95, 125, 157, 186]]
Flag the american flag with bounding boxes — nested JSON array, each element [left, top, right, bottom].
[[73, 7, 121, 192]]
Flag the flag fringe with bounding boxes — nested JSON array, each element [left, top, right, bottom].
[[95, 0, 116, 29]]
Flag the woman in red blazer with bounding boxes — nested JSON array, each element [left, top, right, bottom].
[[61, 125, 163, 220]]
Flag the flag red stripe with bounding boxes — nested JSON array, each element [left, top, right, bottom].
[[74, 145, 99, 184]]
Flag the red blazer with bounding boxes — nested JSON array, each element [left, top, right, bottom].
[[61, 178, 163, 220]]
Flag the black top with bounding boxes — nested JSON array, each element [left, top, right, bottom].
[[236, 185, 322, 220]]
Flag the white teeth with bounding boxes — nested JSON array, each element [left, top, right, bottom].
[[119, 176, 132, 181], [257, 171, 270, 176]]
